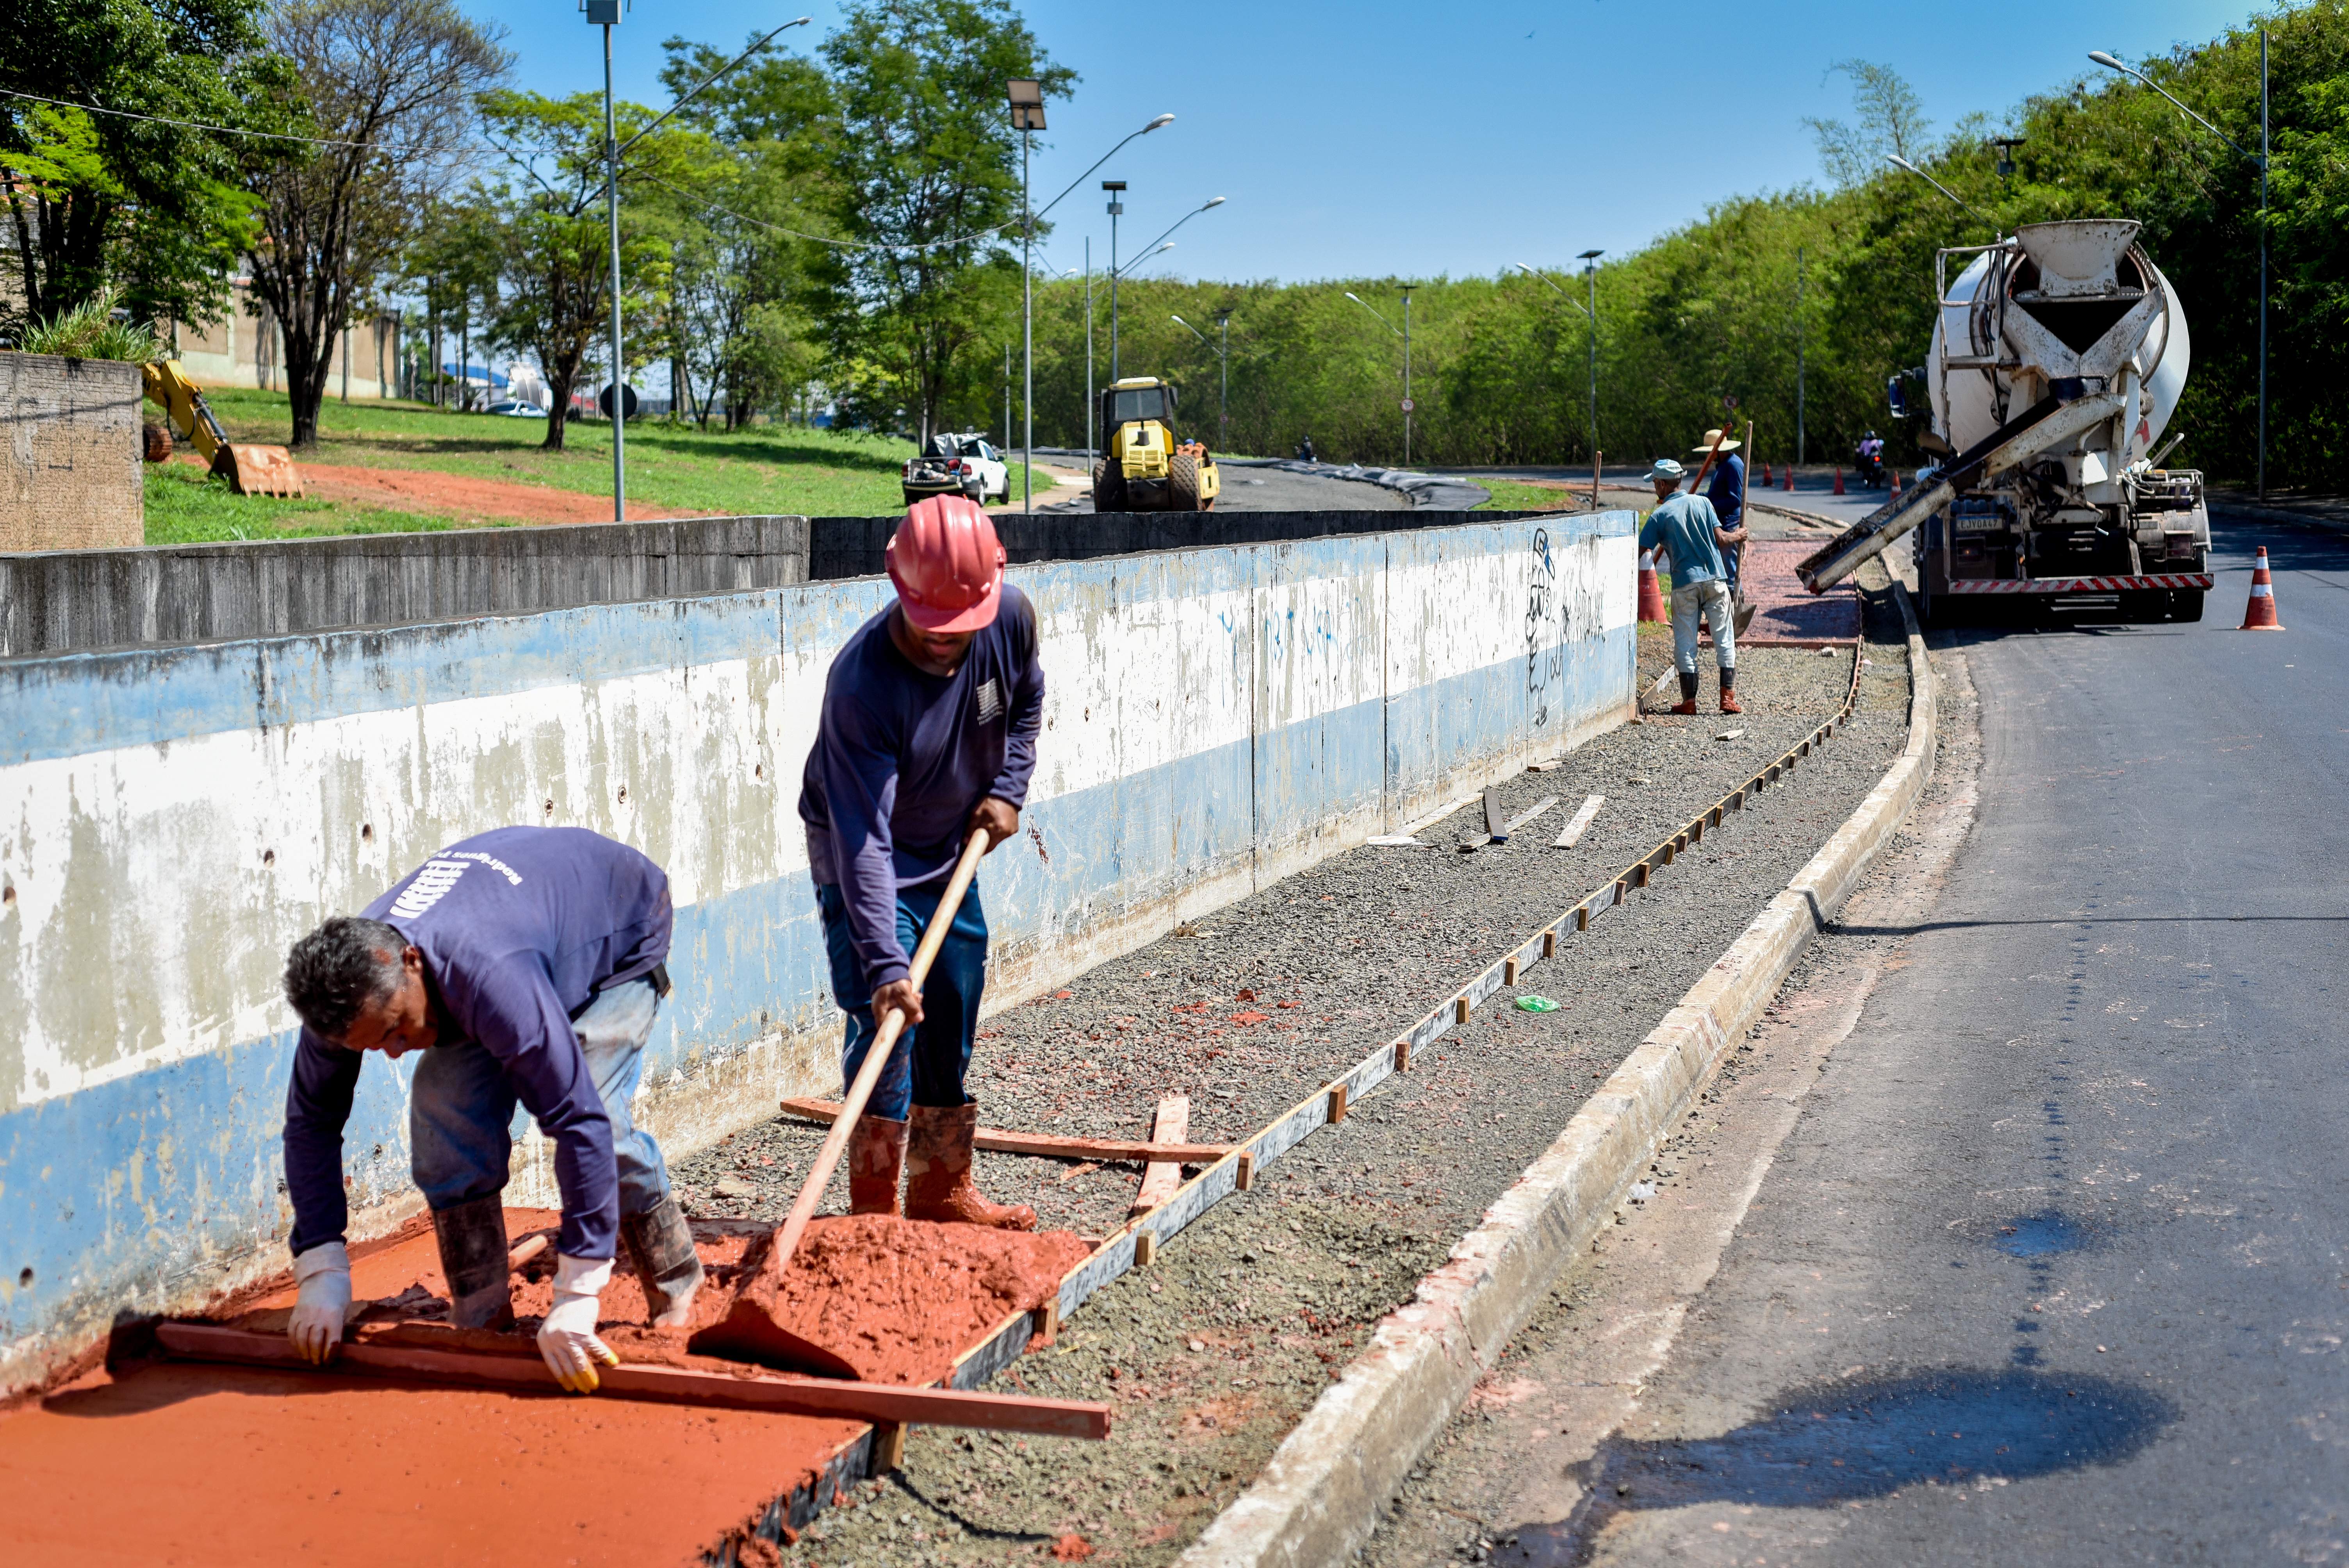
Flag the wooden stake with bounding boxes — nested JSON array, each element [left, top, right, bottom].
[[1134, 1231, 1158, 1266], [1393, 1040, 1412, 1074], [1542, 930, 1557, 958], [1129, 1096, 1190, 1218], [1030, 1301, 1060, 1346], [1454, 997, 1470, 1025], [1235, 1151, 1257, 1189], [1575, 906, 1589, 932], [1327, 1083, 1349, 1124], [1504, 957, 1520, 985], [872, 1422, 908, 1471]]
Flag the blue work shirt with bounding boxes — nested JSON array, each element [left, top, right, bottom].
[[283, 827, 673, 1262], [799, 588, 1044, 996], [1638, 492, 1729, 585], [1706, 452, 1745, 529]]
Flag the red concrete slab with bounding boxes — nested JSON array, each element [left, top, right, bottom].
[[1732, 538, 1862, 643], [4, 1207, 1089, 1566]]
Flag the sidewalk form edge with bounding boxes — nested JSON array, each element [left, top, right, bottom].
[[1177, 586, 1938, 1568]]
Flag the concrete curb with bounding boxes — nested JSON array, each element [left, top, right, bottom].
[[1178, 585, 1937, 1568]]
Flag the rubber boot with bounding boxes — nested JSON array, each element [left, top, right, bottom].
[[848, 1114, 909, 1217], [1670, 670, 1700, 717], [619, 1194, 705, 1327], [904, 1104, 1036, 1231], [1719, 666, 1743, 715], [432, 1193, 513, 1329]]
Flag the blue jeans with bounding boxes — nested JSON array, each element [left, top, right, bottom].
[[1671, 579, 1737, 676], [409, 976, 674, 1221], [816, 878, 988, 1122]]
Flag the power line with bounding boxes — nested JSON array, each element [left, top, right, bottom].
[[644, 174, 1019, 253], [0, 86, 373, 149]]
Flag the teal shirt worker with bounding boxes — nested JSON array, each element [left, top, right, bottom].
[[1638, 492, 1729, 584]]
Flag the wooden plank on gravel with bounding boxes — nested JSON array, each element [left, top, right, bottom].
[[1130, 1096, 1191, 1217], [153, 1323, 1111, 1438], [1552, 794, 1606, 848], [778, 1097, 1232, 1165]]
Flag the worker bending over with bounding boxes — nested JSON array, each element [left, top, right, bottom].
[[800, 494, 1043, 1228], [1640, 456, 1746, 715], [278, 827, 698, 1393]]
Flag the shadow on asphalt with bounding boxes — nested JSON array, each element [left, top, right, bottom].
[[1499, 1368, 2177, 1565]]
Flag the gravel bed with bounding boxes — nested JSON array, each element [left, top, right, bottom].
[[674, 587, 1911, 1566]]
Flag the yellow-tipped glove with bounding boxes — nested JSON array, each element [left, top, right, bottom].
[[288, 1242, 352, 1365], [537, 1253, 619, 1393]]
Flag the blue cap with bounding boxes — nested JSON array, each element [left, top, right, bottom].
[[1646, 457, 1685, 483]]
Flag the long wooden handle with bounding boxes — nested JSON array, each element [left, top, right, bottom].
[[767, 828, 993, 1274], [1687, 424, 1734, 497]]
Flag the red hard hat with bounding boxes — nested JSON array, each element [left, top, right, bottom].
[[888, 494, 1006, 633]]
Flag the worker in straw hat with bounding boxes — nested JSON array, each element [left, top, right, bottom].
[[799, 493, 1043, 1231], [1692, 427, 1754, 633], [1638, 457, 1743, 715]]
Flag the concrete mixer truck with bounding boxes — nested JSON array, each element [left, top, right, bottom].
[[1797, 218, 2212, 624]]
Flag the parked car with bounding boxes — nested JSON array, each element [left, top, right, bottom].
[[483, 400, 548, 418], [902, 433, 1009, 505]]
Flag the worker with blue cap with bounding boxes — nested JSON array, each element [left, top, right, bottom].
[[1639, 457, 1745, 716]]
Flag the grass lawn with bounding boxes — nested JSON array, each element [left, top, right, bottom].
[[143, 463, 489, 544], [146, 389, 1054, 544], [1474, 476, 1588, 512]]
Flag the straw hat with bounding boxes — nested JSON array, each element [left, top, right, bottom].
[[1691, 428, 1742, 453]]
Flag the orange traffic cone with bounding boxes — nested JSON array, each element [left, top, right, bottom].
[[1782, 463, 1794, 492], [1832, 467, 1845, 495], [1891, 468, 1902, 497], [1759, 461, 1772, 486], [2239, 545, 2285, 630], [1636, 550, 1668, 623]]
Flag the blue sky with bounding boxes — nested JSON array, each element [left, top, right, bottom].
[[462, 0, 2254, 284]]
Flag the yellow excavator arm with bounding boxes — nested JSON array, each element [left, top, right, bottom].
[[141, 360, 303, 498]]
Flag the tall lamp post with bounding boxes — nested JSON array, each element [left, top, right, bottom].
[[1515, 259, 1602, 465], [2091, 41, 2269, 498], [1105, 193, 1225, 383], [1171, 310, 1230, 447], [1008, 78, 1045, 511], [1343, 289, 1415, 463], [585, 4, 810, 524]]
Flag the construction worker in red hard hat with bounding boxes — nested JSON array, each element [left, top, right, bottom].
[[797, 494, 1043, 1229]]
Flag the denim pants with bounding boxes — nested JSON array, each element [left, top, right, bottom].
[[1670, 579, 1737, 676], [816, 877, 988, 1122], [409, 976, 674, 1221]]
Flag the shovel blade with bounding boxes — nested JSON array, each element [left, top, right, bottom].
[[688, 1302, 863, 1381], [223, 444, 304, 498]]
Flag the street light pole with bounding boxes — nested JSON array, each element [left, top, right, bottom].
[[1007, 78, 1046, 511], [2090, 40, 2270, 496], [1402, 286, 1413, 465], [1795, 246, 1806, 467], [1580, 249, 1604, 463], [1104, 182, 1123, 380], [585, 6, 810, 524], [1216, 308, 1230, 449], [1084, 238, 1094, 455]]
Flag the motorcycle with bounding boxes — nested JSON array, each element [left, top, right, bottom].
[[1854, 435, 1887, 488]]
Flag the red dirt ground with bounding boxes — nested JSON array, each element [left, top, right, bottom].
[[3, 1208, 1088, 1566], [170, 453, 708, 526]]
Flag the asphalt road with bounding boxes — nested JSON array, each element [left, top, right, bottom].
[[1034, 461, 1408, 513], [1399, 511, 2349, 1565]]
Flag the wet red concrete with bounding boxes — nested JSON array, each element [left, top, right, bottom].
[[4, 1208, 1091, 1565], [1734, 538, 1863, 643]]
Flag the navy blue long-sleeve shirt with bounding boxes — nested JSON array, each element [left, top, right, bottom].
[[282, 827, 673, 1262], [1706, 451, 1745, 530], [798, 588, 1044, 995]]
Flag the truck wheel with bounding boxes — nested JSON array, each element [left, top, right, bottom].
[[1169, 453, 1201, 512], [1091, 458, 1125, 512]]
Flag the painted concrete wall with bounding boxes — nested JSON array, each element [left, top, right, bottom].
[[0, 511, 1634, 1392]]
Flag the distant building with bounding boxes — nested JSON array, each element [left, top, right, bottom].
[[166, 277, 401, 400]]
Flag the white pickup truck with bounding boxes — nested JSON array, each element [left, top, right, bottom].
[[901, 433, 1011, 506]]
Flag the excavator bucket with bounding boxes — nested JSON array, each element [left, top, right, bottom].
[[219, 443, 303, 498]]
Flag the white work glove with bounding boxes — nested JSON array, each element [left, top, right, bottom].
[[536, 1254, 619, 1394], [288, 1242, 352, 1366]]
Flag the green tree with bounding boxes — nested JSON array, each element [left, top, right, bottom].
[[2, 0, 292, 335], [805, 0, 1072, 440], [242, 0, 509, 448]]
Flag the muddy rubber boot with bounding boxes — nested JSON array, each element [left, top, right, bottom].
[[1670, 670, 1700, 717], [432, 1193, 514, 1329], [1719, 667, 1743, 715], [904, 1104, 1036, 1231], [848, 1114, 909, 1217], [619, 1194, 704, 1327]]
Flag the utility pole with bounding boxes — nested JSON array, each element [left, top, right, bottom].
[[1795, 246, 1807, 467], [1003, 341, 1012, 450], [1216, 308, 1230, 450], [596, 0, 624, 522], [2258, 26, 2269, 499], [1401, 286, 1413, 466], [1104, 182, 1125, 380]]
